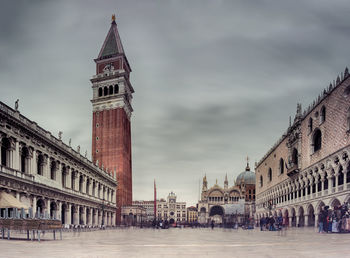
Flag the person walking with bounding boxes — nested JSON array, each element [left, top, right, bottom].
[[211, 220, 215, 229], [318, 208, 324, 233]]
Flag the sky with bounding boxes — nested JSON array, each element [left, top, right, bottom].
[[1, 0, 350, 206]]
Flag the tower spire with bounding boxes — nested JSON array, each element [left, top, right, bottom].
[[246, 156, 250, 171]]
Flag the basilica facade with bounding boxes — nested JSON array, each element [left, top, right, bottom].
[[197, 162, 255, 225], [255, 68, 350, 228], [0, 102, 117, 227]]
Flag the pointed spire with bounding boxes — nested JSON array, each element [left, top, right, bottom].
[[246, 156, 250, 171], [97, 14, 125, 59], [224, 173, 228, 189]]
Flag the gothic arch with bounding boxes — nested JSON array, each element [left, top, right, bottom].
[[329, 197, 341, 209]]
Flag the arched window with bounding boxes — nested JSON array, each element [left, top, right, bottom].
[[308, 118, 313, 133], [71, 170, 75, 190], [20, 146, 28, 173], [86, 178, 90, 195], [109, 85, 113, 95], [62, 166, 66, 187], [279, 158, 284, 174], [1, 138, 10, 167], [114, 84, 119, 94], [98, 88, 102, 97], [104, 86, 108, 96], [37, 154, 44, 175], [260, 175, 263, 187], [92, 181, 96, 196], [338, 166, 344, 186], [268, 168, 272, 181], [79, 175, 83, 192], [313, 129, 322, 152], [50, 161, 56, 180], [292, 148, 298, 166], [320, 106, 326, 123]]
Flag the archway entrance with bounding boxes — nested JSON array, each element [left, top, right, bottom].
[[71, 205, 75, 225], [50, 202, 57, 219], [79, 206, 84, 225], [61, 204, 66, 224], [169, 218, 175, 224], [298, 207, 304, 227], [36, 199, 45, 217], [291, 208, 296, 227], [210, 206, 224, 224], [307, 205, 315, 227]]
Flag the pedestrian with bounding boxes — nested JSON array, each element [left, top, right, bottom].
[[318, 209, 324, 233], [211, 220, 214, 229]]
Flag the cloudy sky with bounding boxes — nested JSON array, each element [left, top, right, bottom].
[[1, 0, 350, 205]]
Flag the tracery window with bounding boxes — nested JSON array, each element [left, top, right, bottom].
[[313, 129, 322, 152]]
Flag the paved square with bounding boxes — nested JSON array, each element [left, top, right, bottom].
[[1, 227, 350, 257]]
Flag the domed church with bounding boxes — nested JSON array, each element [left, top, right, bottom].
[[197, 159, 256, 225]]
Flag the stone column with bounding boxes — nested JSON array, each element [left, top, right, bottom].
[[56, 162, 62, 186], [329, 176, 334, 192], [75, 172, 80, 191], [314, 212, 319, 228], [32, 196, 37, 218], [112, 212, 116, 226], [47, 199, 51, 218], [30, 149, 36, 175], [82, 206, 86, 225], [67, 167, 71, 189], [82, 175, 87, 194], [74, 205, 79, 225], [335, 173, 339, 192], [344, 171, 347, 187], [66, 203, 72, 225], [89, 208, 93, 225], [289, 217, 292, 227], [304, 214, 309, 227], [321, 178, 325, 195], [12, 140, 19, 170], [58, 201, 62, 220]]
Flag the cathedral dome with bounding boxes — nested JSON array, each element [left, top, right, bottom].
[[235, 162, 255, 185]]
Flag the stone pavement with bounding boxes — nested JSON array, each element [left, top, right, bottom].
[[0, 227, 350, 257]]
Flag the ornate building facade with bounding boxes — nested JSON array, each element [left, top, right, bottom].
[[156, 192, 187, 224], [0, 102, 117, 227], [255, 68, 350, 228], [197, 162, 256, 225], [91, 16, 134, 224]]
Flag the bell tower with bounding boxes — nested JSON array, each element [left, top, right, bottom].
[[90, 15, 134, 224]]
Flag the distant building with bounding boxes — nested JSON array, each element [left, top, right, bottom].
[[255, 68, 350, 228], [197, 161, 255, 225], [157, 192, 186, 223], [121, 205, 146, 226], [132, 200, 154, 222], [187, 206, 198, 223]]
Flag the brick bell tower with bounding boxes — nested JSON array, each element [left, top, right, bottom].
[[90, 14, 134, 224]]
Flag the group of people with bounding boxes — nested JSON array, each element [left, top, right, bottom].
[[259, 215, 285, 231], [318, 203, 350, 233]]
